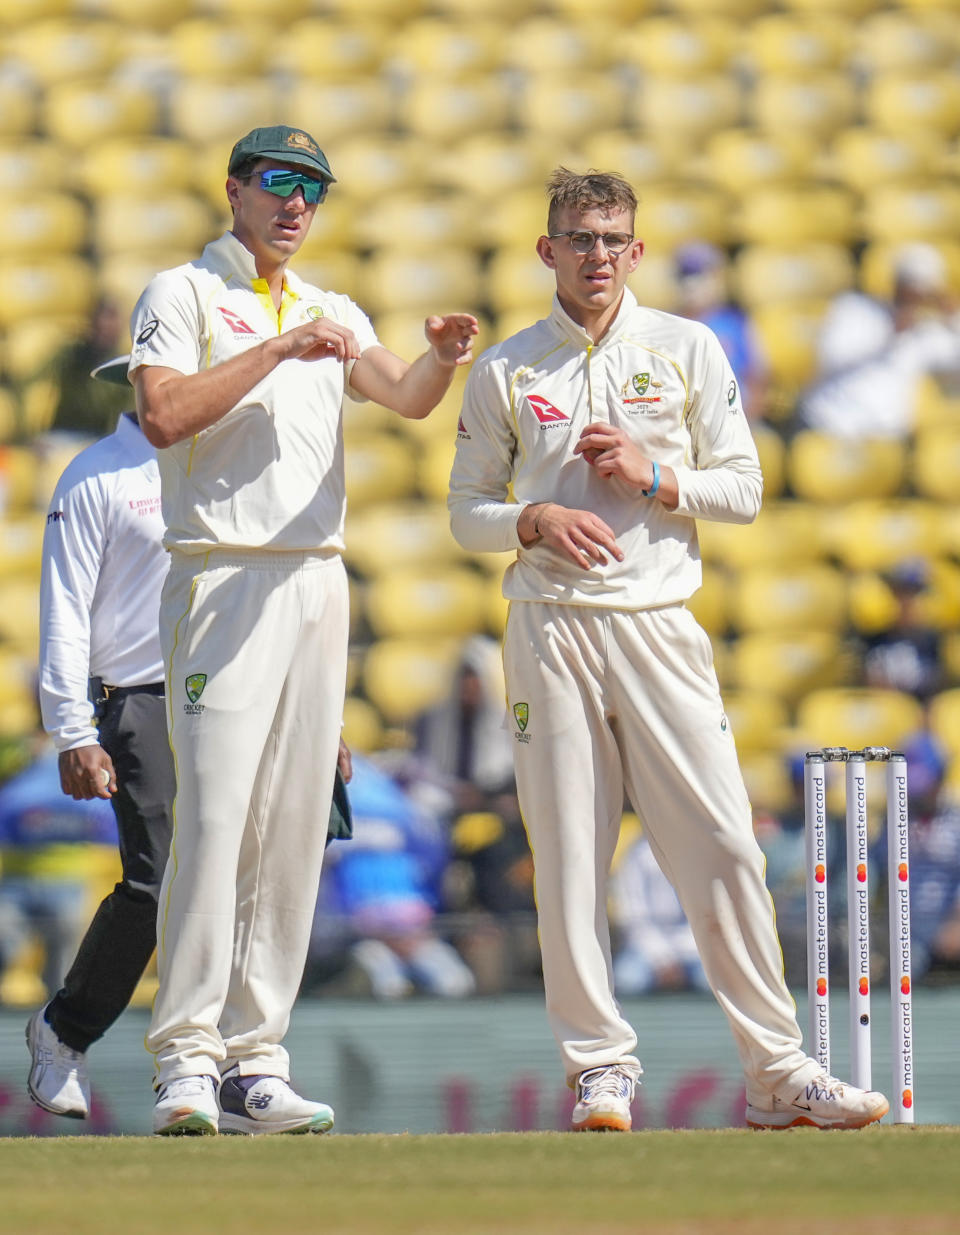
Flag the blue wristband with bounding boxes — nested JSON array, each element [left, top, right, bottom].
[[642, 461, 660, 498]]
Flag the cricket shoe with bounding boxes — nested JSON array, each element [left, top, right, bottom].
[[218, 1071, 334, 1135], [746, 1073, 889, 1131], [153, 1075, 220, 1136], [26, 1008, 90, 1119], [571, 1065, 637, 1132]]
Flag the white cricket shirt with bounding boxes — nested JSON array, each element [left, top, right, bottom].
[[448, 289, 763, 610], [128, 231, 380, 554], [38, 414, 167, 752]]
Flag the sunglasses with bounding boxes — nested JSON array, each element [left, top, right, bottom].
[[256, 168, 329, 205]]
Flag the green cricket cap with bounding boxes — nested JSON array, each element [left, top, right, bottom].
[[227, 125, 335, 183]]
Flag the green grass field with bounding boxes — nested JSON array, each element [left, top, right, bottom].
[[2, 1128, 958, 1235]]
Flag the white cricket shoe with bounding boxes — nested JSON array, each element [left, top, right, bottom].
[[153, 1075, 220, 1136], [26, 1009, 90, 1119], [746, 1073, 889, 1130], [571, 1065, 637, 1132], [218, 1071, 334, 1135]]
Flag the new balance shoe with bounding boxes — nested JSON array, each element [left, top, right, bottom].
[[26, 1008, 90, 1119], [218, 1071, 334, 1135], [746, 1073, 889, 1130], [153, 1075, 220, 1136], [571, 1065, 637, 1132]]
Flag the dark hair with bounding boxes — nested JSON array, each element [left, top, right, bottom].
[[546, 167, 638, 234], [229, 157, 259, 181]]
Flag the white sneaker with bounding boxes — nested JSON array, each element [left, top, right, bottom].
[[746, 1073, 889, 1130], [218, 1071, 334, 1135], [26, 1009, 90, 1119], [153, 1075, 219, 1136], [571, 1065, 637, 1132]]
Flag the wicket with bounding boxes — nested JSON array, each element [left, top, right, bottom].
[[803, 746, 914, 1124]]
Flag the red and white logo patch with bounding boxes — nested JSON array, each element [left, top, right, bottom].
[[217, 307, 258, 335], [527, 395, 569, 425]]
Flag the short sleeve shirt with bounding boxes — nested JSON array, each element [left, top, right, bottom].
[[129, 231, 380, 554]]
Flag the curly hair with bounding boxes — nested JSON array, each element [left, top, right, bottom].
[[545, 167, 638, 234]]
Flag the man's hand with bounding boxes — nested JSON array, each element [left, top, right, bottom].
[[573, 423, 653, 490], [59, 747, 115, 801], [337, 737, 353, 784], [518, 501, 624, 569], [278, 318, 362, 364], [424, 314, 479, 367]]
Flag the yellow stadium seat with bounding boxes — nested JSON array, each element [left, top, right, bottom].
[[0, 194, 86, 258], [513, 75, 626, 143], [848, 559, 960, 635], [860, 184, 960, 245], [697, 501, 829, 570], [732, 245, 855, 309], [794, 688, 924, 753], [6, 19, 120, 84], [727, 630, 851, 703], [0, 0, 70, 24], [729, 562, 848, 635], [753, 425, 786, 499], [355, 251, 481, 316], [344, 434, 418, 509], [341, 694, 385, 755], [823, 128, 942, 193], [502, 17, 608, 72], [721, 690, 790, 754], [168, 19, 269, 78], [686, 563, 729, 636], [627, 182, 734, 250], [739, 750, 793, 814], [0, 514, 45, 581], [323, 136, 427, 201], [99, 253, 196, 324], [735, 184, 858, 247], [0, 140, 67, 191], [390, 17, 502, 78], [862, 71, 960, 138], [581, 131, 679, 184], [42, 81, 161, 148], [359, 192, 478, 253], [752, 301, 824, 391], [627, 75, 741, 141], [743, 13, 853, 73], [364, 567, 488, 639], [823, 501, 942, 572], [700, 129, 818, 195], [344, 501, 464, 577], [660, 0, 769, 17], [617, 16, 737, 75], [0, 445, 44, 511], [90, 193, 215, 258], [432, 133, 554, 200], [928, 688, 960, 760], [912, 426, 960, 503], [859, 241, 960, 301], [287, 79, 394, 142], [289, 253, 361, 298], [776, 0, 877, 16], [747, 75, 857, 140], [361, 637, 463, 724], [398, 78, 511, 142], [626, 253, 679, 313], [787, 432, 906, 504], [82, 0, 192, 23], [485, 247, 560, 316], [265, 18, 384, 78], [855, 8, 960, 73], [0, 260, 94, 328], [417, 436, 457, 503], [0, 579, 40, 655], [167, 79, 278, 144], [79, 138, 196, 197]]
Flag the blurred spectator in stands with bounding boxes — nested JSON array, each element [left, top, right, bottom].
[[0, 747, 117, 1001], [609, 817, 710, 996], [45, 297, 129, 439], [411, 634, 516, 815], [877, 731, 960, 982], [309, 754, 475, 999], [797, 243, 960, 440], [673, 241, 771, 424], [860, 558, 944, 702]]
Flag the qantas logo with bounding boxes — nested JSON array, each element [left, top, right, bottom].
[[527, 395, 570, 429], [457, 415, 470, 440], [217, 307, 258, 335]]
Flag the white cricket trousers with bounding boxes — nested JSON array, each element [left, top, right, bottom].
[[148, 548, 348, 1085], [503, 600, 816, 1106]]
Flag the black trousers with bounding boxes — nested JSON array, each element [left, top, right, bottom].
[[46, 686, 174, 1053]]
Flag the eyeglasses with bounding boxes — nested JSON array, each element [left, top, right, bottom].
[[255, 168, 329, 205], [548, 230, 635, 256]]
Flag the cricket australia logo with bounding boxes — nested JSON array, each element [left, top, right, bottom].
[[632, 372, 650, 396], [306, 305, 325, 320], [513, 701, 531, 744], [184, 673, 207, 715], [621, 372, 662, 412]]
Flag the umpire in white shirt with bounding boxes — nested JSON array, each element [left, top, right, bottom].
[[26, 354, 173, 1120]]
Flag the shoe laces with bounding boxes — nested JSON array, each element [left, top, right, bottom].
[[578, 1066, 634, 1103], [805, 1073, 846, 1101], [163, 1075, 214, 1097]]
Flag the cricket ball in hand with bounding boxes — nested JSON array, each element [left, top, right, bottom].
[[100, 767, 111, 787]]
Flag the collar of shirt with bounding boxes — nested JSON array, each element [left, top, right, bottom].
[[203, 231, 309, 299], [548, 286, 638, 350]]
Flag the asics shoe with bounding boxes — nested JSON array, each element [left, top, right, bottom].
[[746, 1072, 889, 1130], [218, 1071, 334, 1136], [153, 1075, 220, 1136], [571, 1065, 637, 1132], [26, 1008, 90, 1119]]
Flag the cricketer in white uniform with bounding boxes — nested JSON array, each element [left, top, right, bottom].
[[448, 167, 889, 1132], [30, 362, 174, 1120], [129, 124, 477, 1136]]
